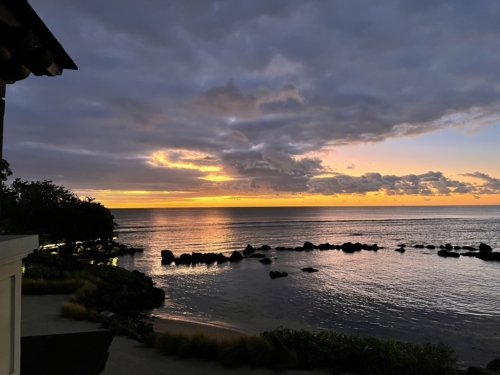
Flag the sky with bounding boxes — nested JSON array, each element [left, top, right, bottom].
[[3, 0, 500, 207]]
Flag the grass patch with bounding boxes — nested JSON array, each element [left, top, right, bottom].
[[22, 278, 85, 295], [60, 302, 90, 320], [153, 328, 456, 374]]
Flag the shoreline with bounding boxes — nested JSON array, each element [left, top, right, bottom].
[[153, 317, 249, 340]]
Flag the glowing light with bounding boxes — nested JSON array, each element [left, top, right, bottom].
[[149, 150, 220, 172]]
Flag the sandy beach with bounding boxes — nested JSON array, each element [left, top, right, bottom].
[[21, 295, 328, 375]]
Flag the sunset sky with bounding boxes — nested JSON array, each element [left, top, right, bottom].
[[4, 0, 500, 207]]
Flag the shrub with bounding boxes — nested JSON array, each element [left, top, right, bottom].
[[22, 278, 84, 295], [152, 327, 455, 374], [70, 281, 98, 305], [60, 302, 89, 320], [24, 264, 65, 281]]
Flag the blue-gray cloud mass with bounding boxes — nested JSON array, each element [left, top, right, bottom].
[[3, 0, 500, 199]]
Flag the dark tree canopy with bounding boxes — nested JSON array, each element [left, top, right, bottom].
[[1, 159, 12, 182], [1, 160, 116, 254]]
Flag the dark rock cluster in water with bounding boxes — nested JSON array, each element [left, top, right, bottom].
[[403, 242, 499, 261], [159, 240, 499, 271]]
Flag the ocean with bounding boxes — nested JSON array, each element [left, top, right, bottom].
[[111, 206, 500, 366]]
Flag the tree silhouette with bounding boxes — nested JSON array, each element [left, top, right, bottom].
[[1, 160, 116, 256]]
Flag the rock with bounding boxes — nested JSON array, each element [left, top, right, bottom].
[[203, 253, 217, 264], [275, 247, 287, 251], [395, 248, 405, 253], [160, 250, 175, 264], [216, 253, 229, 263], [175, 253, 192, 265], [454, 246, 462, 250], [463, 246, 478, 251], [398, 243, 406, 248], [303, 241, 315, 249], [479, 243, 493, 252], [445, 243, 453, 250], [426, 245, 436, 249], [438, 250, 460, 258], [269, 271, 288, 279], [191, 252, 204, 264], [475, 252, 500, 261], [301, 267, 318, 273], [461, 252, 477, 257], [486, 357, 500, 371], [294, 247, 305, 251], [259, 258, 273, 264], [260, 245, 271, 250], [341, 242, 366, 252], [243, 244, 255, 256], [467, 367, 498, 375], [249, 253, 265, 258], [229, 251, 243, 262], [414, 244, 425, 248]]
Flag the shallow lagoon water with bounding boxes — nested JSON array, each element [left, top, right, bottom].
[[113, 206, 500, 366]]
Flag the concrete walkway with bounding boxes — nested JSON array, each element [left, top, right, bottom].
[[21, 295, 328, 375]]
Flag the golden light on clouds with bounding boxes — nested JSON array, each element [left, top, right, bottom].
[[149, 150, 220, 172]]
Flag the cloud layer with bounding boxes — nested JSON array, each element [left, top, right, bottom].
[[3, 0, 500, 202]]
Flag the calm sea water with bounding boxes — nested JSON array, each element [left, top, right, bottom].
[[112, 206, 500, 366]]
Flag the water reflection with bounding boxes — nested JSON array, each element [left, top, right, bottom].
[[114, 207, 500, 366]]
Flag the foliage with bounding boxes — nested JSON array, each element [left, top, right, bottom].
[[261, 327, 456, 375], [22, 279, 85, 295], [60, 302, 90, 320], [1, 159, 12, 182], [0, 160, 116, 255], [153, 327, 456, 374]]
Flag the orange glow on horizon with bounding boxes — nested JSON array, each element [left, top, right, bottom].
[[75, 189, 500, 209]]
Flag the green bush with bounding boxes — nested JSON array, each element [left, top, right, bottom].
[[70, 281, 98, 305], [24, 264, 65, 281], [22, 278, 84, 295], [152, 327, 455, 374], [261, 327, 456, 375]]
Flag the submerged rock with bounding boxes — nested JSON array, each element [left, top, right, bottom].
[[301, 267, 319, 273], [395, 248, 405, 253], [476, 252, 500, 261], [437, 250, 460, 258], [462, 246, 478, 251], [259, 257, 273, 264], [269, 271, 288, 279], [260, 245, 271, 250], [426, 245, 436, 249]]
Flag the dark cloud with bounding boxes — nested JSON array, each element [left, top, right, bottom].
[[3, 0, 500, 198]]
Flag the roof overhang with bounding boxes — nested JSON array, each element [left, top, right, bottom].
[[0, 0, 77, 83]]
